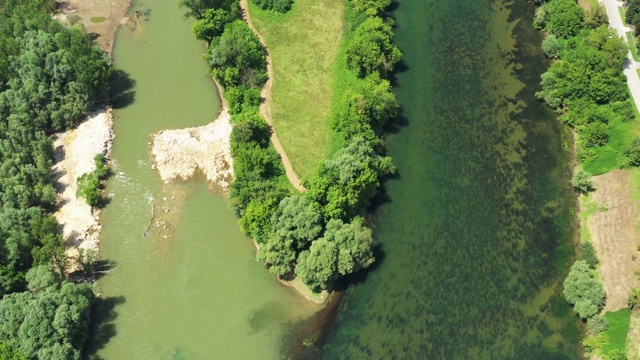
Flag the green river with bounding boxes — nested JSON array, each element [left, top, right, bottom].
[[85, 0, 318, 358], [87, 0, 583, 358], [316, 0, 583, 359]]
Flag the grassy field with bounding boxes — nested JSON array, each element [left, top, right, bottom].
[[248, 0, 345, 180], [604, 309, 632, 356]]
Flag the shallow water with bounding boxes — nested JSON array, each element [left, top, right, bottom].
[[85, 0, 318, 358], [315, 0, 582, 358]]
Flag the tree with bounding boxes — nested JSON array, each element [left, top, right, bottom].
[[272, 195, 322, 250], [349, 0, 391, 16], [306, 136, 395, 220], [295, 239, 338, 291], [208, 20, 267, 88], [572, 169, 593, 194], [333, 73, 398, 142], [323, 218, 375, 275], [346, 16, 402, 75], [563, 260, 606, 318], [585, 5, 608, 29], [256, 235, 296, 276], [179, 0, 239, 19], [544, 0, 585, 38], [192, 8, 234, 41]]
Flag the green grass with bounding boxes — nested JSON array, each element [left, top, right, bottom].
[[620, 6, 627, 23], [583, 108, 639, 175], [628, 32, 640, 62], [603, 309, 632, 356], [90, 16, 107, 23], [248, 0, 345, 180]]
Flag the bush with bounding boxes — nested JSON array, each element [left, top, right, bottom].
[[346, 16, 402, 75], [581, 122, 610, 147], [587, 314, 610, 334], [563, 260, 606, 319], [580, 242, 599, 269], [251, 0, 293, 13], [625, 138, 640, 166], [606, 349, 628, 360], [76, 154, 110, 207], [572, 169, 594, 194], [611, 100, 636, 122], [629, 288, 640, 309]]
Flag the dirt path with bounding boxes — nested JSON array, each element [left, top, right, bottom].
[[585, 170, 640, 311], [238, 0, 306, 192]]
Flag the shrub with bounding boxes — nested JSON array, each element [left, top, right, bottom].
[[252, 0, 293, 13], [76, 154, 110, 207], [625, 138, 640, 166], [606, 349, 628, 360], [587, 314, 609, 334], [580, 242, 599, 269], [542, 35, 561, 58], [583, 332, 609, 354], [629, 288, 640, 309], [572, 169, 594, 194], [581, 122, 609, 147], [346, 16, 402, 76]]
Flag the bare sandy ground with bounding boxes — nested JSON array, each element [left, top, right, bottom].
[[53, 0, 131, 55], [52, 109, 114, 270], [584, 170, 640, 311], [151, 108, 234, 190]]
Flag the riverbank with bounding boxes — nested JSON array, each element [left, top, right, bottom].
[[50, 0, 129, 272], [54, 0, 131, 55], [151, 108, 234, 191], [52, 109, 114, 272]]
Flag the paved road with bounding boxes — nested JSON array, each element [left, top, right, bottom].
[[603, 0, 640, 108]]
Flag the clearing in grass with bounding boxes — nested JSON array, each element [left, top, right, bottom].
[[248, 0, 345, 180]]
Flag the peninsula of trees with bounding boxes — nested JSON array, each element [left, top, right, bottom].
[[182, 0, 401, 291]]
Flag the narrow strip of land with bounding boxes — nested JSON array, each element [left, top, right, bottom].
[[238, 0, 306, 192]]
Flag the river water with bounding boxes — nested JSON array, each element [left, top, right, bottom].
[[84, 0, 318, 358], [315, 0, 582, 358]]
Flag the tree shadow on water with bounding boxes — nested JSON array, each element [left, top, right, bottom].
[[82, 295, 126, 360], [332, 243, 387, 292], [109, 69, 136, 109]]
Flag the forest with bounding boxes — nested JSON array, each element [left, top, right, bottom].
[[182, 0, 400, 291], [0, 0, 111, 358]]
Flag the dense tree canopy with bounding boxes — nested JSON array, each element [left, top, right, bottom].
[[0, 1, 110, 357], [307, 136, 395, 220], [540, 0, 585, 38], [346, 16, 402, 75], [332, 73, 398, 143], [0, 266, 92, 360], [208, 20, 267, 88]]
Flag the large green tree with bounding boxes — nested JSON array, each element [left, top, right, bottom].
[[307, 136, 395, 220], [543, 0, 585, 38], [346, 16, 402, 75], [563, 260, 606, 318]]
